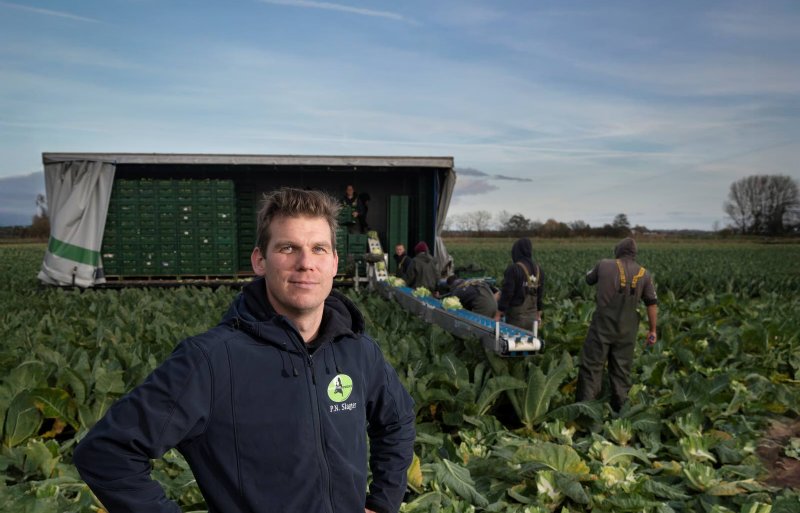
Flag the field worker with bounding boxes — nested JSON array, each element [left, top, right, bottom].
[[445, 276, 499, 318], [342, 184, 367, 234], [73, 188, 416, 513], [494, 238, 545, 330], [394, 243, 412, 280], [576, 237, 658, 413], [405, 241, 440, 291]]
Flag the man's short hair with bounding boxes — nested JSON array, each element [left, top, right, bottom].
[[256, 188, 341, 254]]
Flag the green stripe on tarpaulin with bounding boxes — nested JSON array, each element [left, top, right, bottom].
[[48, 237, 100, 267]]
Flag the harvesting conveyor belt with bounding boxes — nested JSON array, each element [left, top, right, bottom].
[[374, 282, 543, 357]]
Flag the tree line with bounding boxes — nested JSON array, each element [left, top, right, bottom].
[[446, 174, 799, 238], [444, 211, 643, 238]]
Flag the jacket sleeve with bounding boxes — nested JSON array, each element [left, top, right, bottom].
[[496, 264, 516, 313], [585, 264, 599, 285], [405, 258, 418, 288], [364, 343, 416, 513], [536, 265, 545, 312], [641, 272, 658, 306], [72, 339, 212, 513]]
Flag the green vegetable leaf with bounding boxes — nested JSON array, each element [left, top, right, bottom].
[[433, 459, 489, 507]]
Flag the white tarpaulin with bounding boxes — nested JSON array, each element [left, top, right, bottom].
[[38, 160, 116, 287], [434, 168, 456, 274]]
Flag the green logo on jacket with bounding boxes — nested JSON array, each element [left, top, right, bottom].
[[327, 374, 353, 402]]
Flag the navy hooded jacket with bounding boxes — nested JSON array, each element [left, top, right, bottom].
[[73, 278, 416, 513]]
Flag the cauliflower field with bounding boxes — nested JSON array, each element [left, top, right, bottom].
[[0, 239, 798, 512]]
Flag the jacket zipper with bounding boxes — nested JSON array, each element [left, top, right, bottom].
[[288, 330, 336, 513]]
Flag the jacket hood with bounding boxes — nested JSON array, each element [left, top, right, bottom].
[[614, 237, 638, 259], [221, 277, 365, 351], [511, 238, 534, 273]]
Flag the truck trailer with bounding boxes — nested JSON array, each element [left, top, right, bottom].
[[37, 153, 455, 288]]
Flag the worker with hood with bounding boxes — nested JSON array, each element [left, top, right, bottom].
[[576, 237, 658, 413], [406, 241, 439, 291], [495, 238, 544, 330]]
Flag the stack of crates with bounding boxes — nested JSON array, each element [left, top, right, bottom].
[[236, 182, 258, 272], [335, 227, 348, 275], [102, 179, 237, 277], [348, 233, 368, 276]]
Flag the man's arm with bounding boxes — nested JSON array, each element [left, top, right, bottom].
[[364, 344, 416, 513], [73, 340, 211, 513], [642, 273, 658, 345], [536, 266, 545, 321], [646, 304, 658, 345], [585, 264, 599, 285]]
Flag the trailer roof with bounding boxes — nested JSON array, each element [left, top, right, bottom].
[[42, 153, 454, 169]]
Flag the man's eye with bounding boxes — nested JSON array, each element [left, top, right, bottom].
[[279, 245, 294, 253], [313, 246, 329, 254]]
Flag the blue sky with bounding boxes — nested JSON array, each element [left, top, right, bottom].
[[1, 0, 798, 229]]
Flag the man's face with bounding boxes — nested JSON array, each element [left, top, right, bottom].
[[251, 215, 338, 319], [345, 185, 354, 197], [395, 244, 405, 256]]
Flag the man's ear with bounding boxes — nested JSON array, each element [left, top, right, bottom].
[[251, 247, 266, 276]]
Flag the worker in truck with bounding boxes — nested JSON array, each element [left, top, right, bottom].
[[342, 184, 367, 234], [73, 188, 416, 513], [406, 241, 439, 291], [494, 238, 544, 330], [445, 275, 499, 318], [575, 237, 658, 413], [394, 243, 412, 280]]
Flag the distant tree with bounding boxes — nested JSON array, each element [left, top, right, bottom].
[[30, 193, 50, 239], [469, 210, 493, 235], [724, 175, 799, 235], [36, 193, 48, 218], [612, 213, 630, 229], [503, 213, 531, 233], [631, 224, 649, 234], [611, 213, 631, 237], [569, 220, 591, 236], [539, 218, 571, 238], [496, 210, 512, 231]]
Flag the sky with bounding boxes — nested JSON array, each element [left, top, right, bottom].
[[1, 0, 799, 230]]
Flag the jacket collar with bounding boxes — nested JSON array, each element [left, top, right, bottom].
[[221, 277, 365, 349]]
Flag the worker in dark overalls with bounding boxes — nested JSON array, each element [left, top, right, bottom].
[[576, 237, 658, 413], [406, 241, 439, 291], [495, 238, 544, 330], [445, 276, 498, 318]]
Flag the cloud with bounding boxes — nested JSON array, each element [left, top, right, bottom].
[[0, 1, 101, 23], [258, 0, 416, 24], [455, 167, 531, 182], [453, 178, 498, 197], [494, 174, 532, 183], [455, 167, 488, 177]]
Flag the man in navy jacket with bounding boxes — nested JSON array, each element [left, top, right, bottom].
[[73, 187, 416, 513]]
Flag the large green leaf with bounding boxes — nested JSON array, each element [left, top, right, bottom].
[[476, 376, 526, 415], [513, 441, 589, 477], [5, 361, 48, 395], [22, 439, 59, 478], [93, 366, 127, 395], [3, 391, 43, 447], [523, 351, 572, 429], [30, 388, 78, 429], [433, 459, 489, 507], [554, 472, 589, 504]]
